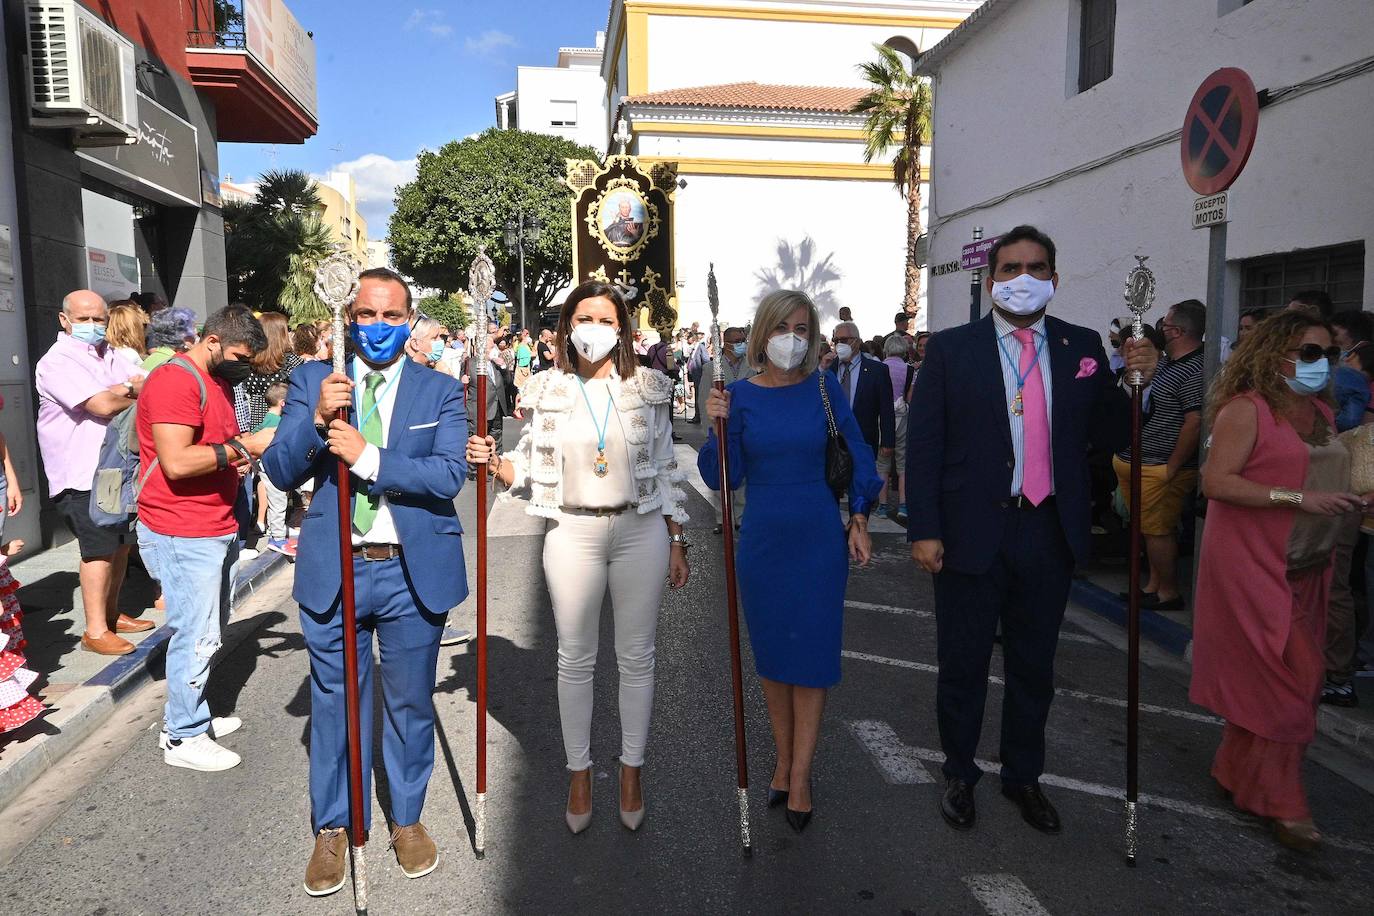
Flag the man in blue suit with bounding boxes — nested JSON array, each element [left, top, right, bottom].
[[262, 268, 468, 895], [906, 227, 1156, 836], [828, 321, 895, 464]]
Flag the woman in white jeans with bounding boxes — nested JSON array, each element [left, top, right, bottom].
[[467, 281, 690, 834]]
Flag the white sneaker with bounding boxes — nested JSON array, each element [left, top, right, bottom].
[[239, 547, 260, 561], [159, 716, 243, 750], [163, 732, 241, 771]]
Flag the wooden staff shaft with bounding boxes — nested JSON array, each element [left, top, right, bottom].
[[1126, 380, 1143, 864], [715, 379, 749, 794], [334, 407, 368, 851], [475, 374, 489, 797]]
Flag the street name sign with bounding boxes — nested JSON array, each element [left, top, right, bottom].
[[960, 236, 999, 271], [1191, 192, 1228, 229]]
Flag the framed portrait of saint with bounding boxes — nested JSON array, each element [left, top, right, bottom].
[[600, 190, 646, 249]]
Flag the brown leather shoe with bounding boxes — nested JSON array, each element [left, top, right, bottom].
[[113, 613, 155, 633], [81, 631, 135, 656], [390, 822, 438, 878], [304, 827, 349, 896]]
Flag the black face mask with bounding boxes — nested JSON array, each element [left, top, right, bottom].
[[211, 351, 254, 384]]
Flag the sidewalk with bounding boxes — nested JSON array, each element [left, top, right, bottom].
[[1075, 528, 1374, 762], [0, 539, 287, 811]]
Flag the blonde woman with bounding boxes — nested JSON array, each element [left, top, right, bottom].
[[699, 289, 880, 834], [106, 301, 149, 365], [466, 281, 689, 834]]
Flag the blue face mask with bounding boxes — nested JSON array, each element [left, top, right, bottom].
[[70, 323, 106, 346], [1284, 358, 1330, 395], [730, 342, 746, 357], [428, 340, 446, 361], [351, 320, 410, 364]]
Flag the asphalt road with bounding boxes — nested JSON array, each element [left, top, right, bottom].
[[4, 419, 1374, 915]]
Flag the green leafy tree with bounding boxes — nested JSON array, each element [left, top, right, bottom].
[[223, 169, 333, 323], [854, 44, 933, 318], [214, 0, 243, 33], [388, 129, 598, 321], [417, 293, 472, 333]]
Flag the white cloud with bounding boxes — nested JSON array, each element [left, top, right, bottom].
[[328, 153, 418, 236], [404, 8, 453, 39], [464, 29, 516, 60]]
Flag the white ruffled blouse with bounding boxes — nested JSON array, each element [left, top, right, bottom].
[[500, 366, 689, 524]]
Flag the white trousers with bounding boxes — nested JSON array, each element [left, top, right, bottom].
[[544, 508, 669, 770]]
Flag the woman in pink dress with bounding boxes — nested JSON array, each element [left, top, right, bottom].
[[1192, 311, 1364, 851]]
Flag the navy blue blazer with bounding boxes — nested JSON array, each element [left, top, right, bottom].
[[827, 357, 896, 450], [262, 358, 470, 615], [905, 314, 1127, 574]]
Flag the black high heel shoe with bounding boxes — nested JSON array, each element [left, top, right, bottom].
[[786, 781, 814, 833], [767, 787, 789, 808]]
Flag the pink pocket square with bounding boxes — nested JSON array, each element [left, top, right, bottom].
[[1075, 357, 1098, 379]]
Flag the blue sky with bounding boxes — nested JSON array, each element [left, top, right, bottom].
[[218, 0, 611, 236]]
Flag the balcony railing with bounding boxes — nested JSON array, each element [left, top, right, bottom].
[[187, 29, 246, 50]]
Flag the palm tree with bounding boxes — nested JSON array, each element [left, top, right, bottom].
[[854, 44, 933, 318], [223, 169, 332, 322]]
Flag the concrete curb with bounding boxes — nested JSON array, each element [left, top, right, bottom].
[[0, 550, 289, 812], [1070, 575, 1374, 763]]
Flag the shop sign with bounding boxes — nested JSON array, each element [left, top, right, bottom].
[[244, 0, 319, 119], [930, 260, 962, 276], [78, 94, 200, 208], [87, 247, 141, 303]]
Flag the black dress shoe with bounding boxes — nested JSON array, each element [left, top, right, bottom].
[[785, 807, 813, 833], [767, 787, 789, 808], [1001, 782, 1061, 834], [940, 778, 976, 830]]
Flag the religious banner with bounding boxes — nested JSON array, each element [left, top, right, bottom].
[[566, 122, 679, 335]]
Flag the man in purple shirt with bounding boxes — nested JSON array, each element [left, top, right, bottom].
[[35, 289, 151, 656]]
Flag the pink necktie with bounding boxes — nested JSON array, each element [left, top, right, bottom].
[[1013, 328, 1051, 506]]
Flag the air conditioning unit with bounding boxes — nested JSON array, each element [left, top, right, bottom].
[[25, 0, 137, 141]]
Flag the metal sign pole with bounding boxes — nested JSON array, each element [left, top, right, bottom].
[[968, 225, 984, 323]]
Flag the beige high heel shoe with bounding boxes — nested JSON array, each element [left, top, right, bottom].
[[619, 764, 645, 831], [565, 768, 593, 834]]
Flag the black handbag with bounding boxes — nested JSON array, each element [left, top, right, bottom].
[[819, 372, 853, 501]]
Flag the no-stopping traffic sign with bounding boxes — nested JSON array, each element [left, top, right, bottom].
[[1180, 68, 1259, 196]]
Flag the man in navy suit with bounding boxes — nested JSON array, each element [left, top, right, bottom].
[[263, 268, 468, 894], [828, 321, 895, 463], [906, 226, 1157, 835]]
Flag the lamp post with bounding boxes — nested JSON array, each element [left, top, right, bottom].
[[503, 210, 542, 331]]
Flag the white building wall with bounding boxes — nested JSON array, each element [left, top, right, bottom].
[[671, 173, 910, 336], [645, 15, 952, 90], [515, 66, 609, 152], [923, 0, 1374, 335]]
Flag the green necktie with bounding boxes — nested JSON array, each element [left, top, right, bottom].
[[352, 371, 386, 534]]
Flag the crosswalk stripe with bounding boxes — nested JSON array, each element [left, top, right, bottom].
[[847, 720, 1374, 857], [848, 720, 937, 784], [963, 874, 1052, 916], [842, 650, 1220, 725]]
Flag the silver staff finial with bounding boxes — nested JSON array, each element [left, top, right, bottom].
[[1122, 255, 1157, 389], [314, 244, 363, 375]]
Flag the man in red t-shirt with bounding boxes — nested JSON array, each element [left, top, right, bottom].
[[136, 306, 273, 773]]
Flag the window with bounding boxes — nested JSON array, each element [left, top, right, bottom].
[[550, 100, 577, 128], [883, 35, 920, 72], [1078, 0, 1115, 92], [1240, 242, 1366, 311]]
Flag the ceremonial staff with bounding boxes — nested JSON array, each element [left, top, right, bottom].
[[468, 248, 496, 858], [707, 265, 752, 857], [1122, 255, 1156, 867], [315, 250, 368, 912]]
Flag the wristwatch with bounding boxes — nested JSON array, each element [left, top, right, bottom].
[[669, 533, 691, 550]]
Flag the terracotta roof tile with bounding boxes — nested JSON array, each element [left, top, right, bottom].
[[624, 82, 866, 114]]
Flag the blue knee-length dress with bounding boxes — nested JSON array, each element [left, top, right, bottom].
[[699, 370, 881, 687]]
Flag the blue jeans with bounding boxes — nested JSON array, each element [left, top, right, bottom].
[[299, 556, 444, 832], [137, 524, 239, 739]]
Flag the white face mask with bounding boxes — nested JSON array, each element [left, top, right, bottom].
[[766, 332, 808, 371], [834, 343, 854, 362], [569, 324, 619, 363], [990, 273, 1056, 316]]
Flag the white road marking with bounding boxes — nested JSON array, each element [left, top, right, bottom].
[[844, 601, 1101, 645], [963, 874, 1052, 916], [842, 650, 1220, 725], [848, 721, 1374, 857], [848, 720, 936, 784]]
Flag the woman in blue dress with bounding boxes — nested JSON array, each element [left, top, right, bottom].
[[699, 289, 880, 833]]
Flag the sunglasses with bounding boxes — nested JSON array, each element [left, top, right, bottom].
[[1290, 345, 1342, 363]]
